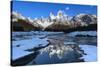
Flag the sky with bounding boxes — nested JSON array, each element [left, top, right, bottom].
[[11, 1, 97, 19]]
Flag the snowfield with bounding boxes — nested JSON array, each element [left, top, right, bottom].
[[12, 47, 33, 60], [12, 35, 48, 60], [79, 45, 97, 62]]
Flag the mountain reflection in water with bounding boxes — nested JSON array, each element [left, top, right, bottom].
[[12, 31, 97, 65]]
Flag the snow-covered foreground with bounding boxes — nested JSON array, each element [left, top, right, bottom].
[[12, 37, 48, 60], [11, 31, 97, 64], [79, 45, 97, 62], [12, 31, 64, 60], [12, 47, 33, 60]]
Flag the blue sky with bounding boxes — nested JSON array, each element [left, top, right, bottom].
[[11, 1, 97, 19]]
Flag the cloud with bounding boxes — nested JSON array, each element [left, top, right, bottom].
[[65, 7, 70, 10]]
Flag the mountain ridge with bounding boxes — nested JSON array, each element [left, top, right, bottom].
[[11, 10, 97, 32]]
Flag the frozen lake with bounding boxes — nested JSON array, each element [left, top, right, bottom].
[[11, 31, 97, 65]]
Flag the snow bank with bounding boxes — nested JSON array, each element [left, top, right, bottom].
[[68, 31, 97, 37], [12, 47, 33, 60], [79, 45, 97, 62], [12, 36, 48, 60]]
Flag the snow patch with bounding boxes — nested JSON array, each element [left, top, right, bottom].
[[79, 45, 97, 62]]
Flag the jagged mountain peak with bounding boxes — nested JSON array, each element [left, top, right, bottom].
[[73, 14, 97, 24], [11, 11, 97, 31], [27, 17, 34, 23], [49, 12, 56, 20], [57, 10, 64, 19]]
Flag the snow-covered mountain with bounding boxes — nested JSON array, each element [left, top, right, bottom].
[[12, 11, 26, 22], [11, 11, 42, 31], [70, 14, 97, 27], [36, 18, 54, 30], [11, 11, 97, 31]]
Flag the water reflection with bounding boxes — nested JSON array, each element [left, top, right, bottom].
[[34, 35, 96, 64], [12, 32, 97, 65]]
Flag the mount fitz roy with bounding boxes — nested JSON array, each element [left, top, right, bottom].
[[11, 10, 97, 32]]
